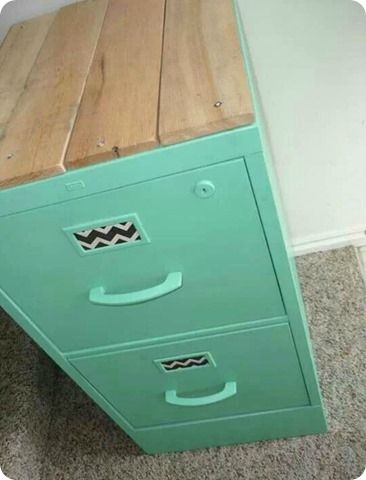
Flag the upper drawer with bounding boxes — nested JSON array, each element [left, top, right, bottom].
[[69, 323, 309, 429], [0, 158, 284, 352]]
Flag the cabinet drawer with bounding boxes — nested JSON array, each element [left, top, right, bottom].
[[70, 323, 309, 429], [0, 159, 284, 352]]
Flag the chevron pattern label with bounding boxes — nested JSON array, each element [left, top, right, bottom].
[[73, 221, 142, 251], [161, 355, 210, 372]]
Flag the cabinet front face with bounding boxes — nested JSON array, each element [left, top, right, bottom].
[[70, 324, 309, 429], [0, 158, 284, 352]]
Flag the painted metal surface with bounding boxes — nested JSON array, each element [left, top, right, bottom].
[[89, 272, 183, 307], [0, 159, 284, 352], [70, 323, 309, 428], [0, 0, 326, 453]]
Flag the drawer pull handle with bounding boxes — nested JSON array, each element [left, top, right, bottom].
[[89, 272, 183, 306], [165, 381, 237, 407]]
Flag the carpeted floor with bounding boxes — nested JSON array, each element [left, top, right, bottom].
[[1, 247, 365, 480], [0, 309, 57, 480]]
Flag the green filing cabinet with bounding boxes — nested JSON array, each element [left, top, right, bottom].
[[0, 0, 326, 453]]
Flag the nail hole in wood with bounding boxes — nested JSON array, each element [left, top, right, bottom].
[[112, 146, 121, 157]]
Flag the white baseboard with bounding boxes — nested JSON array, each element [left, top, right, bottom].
[[292, 227, 366, 256]]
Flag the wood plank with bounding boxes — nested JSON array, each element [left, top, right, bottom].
[[159, 0, 254, 145], [65, 0, 165, 169], [0, 13, 56, 137], [0, 0, 109, 188]]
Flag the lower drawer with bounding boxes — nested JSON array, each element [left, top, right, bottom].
[[69, 323, 309, 429]]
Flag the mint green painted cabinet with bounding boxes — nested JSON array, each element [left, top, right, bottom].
[[0, 134, 327, 452], [0, 0, 326, 454]]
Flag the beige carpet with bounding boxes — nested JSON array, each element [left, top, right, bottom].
[[1, 247, 365, 480]]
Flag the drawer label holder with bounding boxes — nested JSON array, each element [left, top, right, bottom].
[[74, 221, 141, 251], [63, 214, 149, 256], [157, 353, 215, 373]]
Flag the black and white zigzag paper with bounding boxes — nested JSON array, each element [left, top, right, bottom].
[[73, 221, 142, 251], [161, 355, 209, 372]]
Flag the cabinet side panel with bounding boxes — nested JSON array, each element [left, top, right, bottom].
[[232, 0, 324, 409], [244, 152, 324, 408]]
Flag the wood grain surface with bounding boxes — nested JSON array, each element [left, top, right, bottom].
[[0, 0, 108, 187], [0, 14, 56, 139], [159, 0, 254, 145], [0, 0, 255, 187], [65, 0, 165, 168]]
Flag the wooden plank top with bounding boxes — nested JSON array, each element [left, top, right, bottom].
[[0, 0, 108, 187], [65, 0, 165, 168], [159, 0, 254, 145], [0, 13, 56, 137], [0, 0, 254, 188]]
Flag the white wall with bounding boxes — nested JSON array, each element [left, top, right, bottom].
[[238, 0, 366, 253], [1, 0, 365, 254]]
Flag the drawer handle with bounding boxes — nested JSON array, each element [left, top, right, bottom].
[[165, 381, 237, 407], [89, 272, 183, 306]]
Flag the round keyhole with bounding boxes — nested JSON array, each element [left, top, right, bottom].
[[194, 180, 216, 199]]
